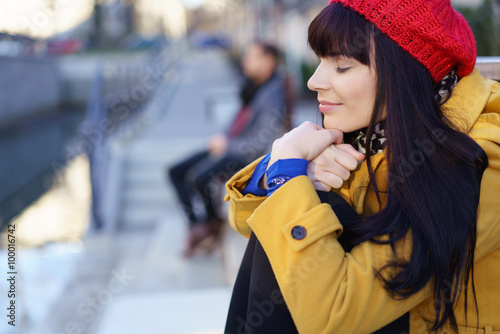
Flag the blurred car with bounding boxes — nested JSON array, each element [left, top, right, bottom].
[[47, 38, 85, 55], [0, 33, 44, 57], [124, 34, 169, 51], [190, 31, 232, 50]]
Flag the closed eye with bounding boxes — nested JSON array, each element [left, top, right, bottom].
[[336, 67, 350, 74]]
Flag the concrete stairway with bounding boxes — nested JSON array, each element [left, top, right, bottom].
[[118, 137, 207, 229]]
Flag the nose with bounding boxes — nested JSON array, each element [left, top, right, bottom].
[[307, 63, 329, 92]]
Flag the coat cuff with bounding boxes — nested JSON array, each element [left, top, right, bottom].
[[225, 156, 266, 200], [225, 156, 267, 237]]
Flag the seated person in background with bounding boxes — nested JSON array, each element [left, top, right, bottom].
[[168, 41, 289, 257]]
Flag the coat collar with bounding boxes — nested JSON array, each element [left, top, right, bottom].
[[441, 68, 492, 133]]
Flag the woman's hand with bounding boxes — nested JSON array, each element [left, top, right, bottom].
[[266, 121, 365, 191], [307, 144, 365, 191], [268, 121, 344, 166]]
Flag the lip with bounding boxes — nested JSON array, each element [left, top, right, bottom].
[[318, 100, 342, 113]]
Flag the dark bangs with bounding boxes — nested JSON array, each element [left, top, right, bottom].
[[308, 3, 373, 65]]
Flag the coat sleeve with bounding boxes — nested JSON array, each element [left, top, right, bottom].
[[225, 157, 267, 238]]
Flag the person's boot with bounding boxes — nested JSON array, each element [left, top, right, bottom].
[[182, 218, 224, 257]]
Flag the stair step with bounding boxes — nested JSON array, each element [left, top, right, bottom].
[[96, 288, 232, 334], [120, 190, 171, 206], [119, 208, 166, 229]]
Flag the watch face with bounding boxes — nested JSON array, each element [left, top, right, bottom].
[[268, 176, 290, 188]]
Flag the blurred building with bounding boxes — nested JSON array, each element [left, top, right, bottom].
[[134, 0, 188, 39]]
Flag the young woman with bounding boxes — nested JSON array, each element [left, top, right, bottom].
[[224, 0, 500, 333]]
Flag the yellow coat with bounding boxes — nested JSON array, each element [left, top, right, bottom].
[[225, 69, 500, 334]]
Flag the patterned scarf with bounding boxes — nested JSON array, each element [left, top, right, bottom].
[[353, 69, 459, 155], [434, 69, 459, 105], [354, 122, 386, 155]]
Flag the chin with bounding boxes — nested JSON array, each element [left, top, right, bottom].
[[324, 121, 351, 133], [324, 119, 368, 133]]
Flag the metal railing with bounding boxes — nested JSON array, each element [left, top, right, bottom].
[[476, 57, 500, 81], [83, 42, 186, 230]]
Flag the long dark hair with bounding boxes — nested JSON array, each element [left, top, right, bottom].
[[308, 4, 488, 331]]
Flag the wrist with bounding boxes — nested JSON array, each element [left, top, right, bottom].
[[258, 173, 268, 190]]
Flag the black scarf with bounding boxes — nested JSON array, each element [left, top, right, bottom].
[[239, 73, 276, 106], [239, 78, 262, 106]]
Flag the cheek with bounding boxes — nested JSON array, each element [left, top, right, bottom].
[[326, 91, 373, 132], [351, 76, 376, 116]]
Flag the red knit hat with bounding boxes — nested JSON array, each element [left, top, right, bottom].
[[328, 0, 477, 82]]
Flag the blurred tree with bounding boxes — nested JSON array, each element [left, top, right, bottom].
[[458, 0, 500, 56], [91, 0, 103, 48]]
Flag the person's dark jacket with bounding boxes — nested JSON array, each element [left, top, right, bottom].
[[226, 73, 287, 164]]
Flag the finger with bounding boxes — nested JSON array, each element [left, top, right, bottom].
[[322, 129, 344, 145], [328, 163, 351, 181], [332, 148, 361, 171], [336, 144, 366, 162], [316, 171, 345, 189], [309, 122, 325, 130], [311, 181, 332, 192], [308, 164, 333, 191], [305, 122, 344, 146], [310, 158, 351, 181], [305, 130, 344, 161], [309, 161, 346, 188]]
